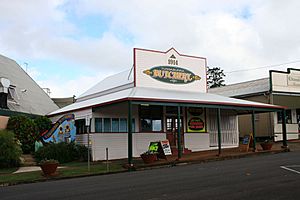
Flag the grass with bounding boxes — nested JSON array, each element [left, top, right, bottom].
[[0, 162, 125, 186]]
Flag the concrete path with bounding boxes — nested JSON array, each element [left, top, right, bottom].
[[13, 166, 65, 174]]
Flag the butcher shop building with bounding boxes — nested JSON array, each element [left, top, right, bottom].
[[48, 48, 287, 164]]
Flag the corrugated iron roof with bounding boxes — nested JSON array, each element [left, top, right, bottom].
[[0, 54, 59, 115], [208, 78, 270, 97], [49, 85, 283, 116]]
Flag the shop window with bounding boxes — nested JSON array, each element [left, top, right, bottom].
[[120, 118, 127, 132], [140, 105, 163, 132], [94, 117, 134, 133], [95, 118, 102, 132], [277, 110, 292, 124], [103, 118, 111, 132], [112, 118, 119, 132]]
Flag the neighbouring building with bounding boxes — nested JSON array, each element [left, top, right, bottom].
[[209, 68, 300, 142], [0, 54, 59, 128], [48, 48, 286, 162]]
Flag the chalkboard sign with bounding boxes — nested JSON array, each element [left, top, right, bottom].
[[242, 135, 250, 145], [241, 133, 253, 152]]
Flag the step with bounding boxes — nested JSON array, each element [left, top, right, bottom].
[[20, 154, 37, 166]]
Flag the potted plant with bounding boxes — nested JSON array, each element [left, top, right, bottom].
[[260, 139, 273, 150], [39, 159, 59, 176], [140, 151, 157, 164]]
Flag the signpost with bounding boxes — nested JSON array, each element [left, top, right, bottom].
[[86, 116, 91, 172]]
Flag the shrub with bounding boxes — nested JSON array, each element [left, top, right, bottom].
[[7, 115, 38, 154], [34, 116, 52, 135], [35, 142, 88, 163], [0, 130, 22, 168]]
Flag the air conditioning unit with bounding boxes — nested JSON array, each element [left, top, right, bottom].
[[0, 77, 10, 93]]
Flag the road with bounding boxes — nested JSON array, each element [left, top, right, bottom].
[[1, 151, 300, 200]]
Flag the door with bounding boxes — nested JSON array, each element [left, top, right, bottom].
[[166, 116, 184, 148]]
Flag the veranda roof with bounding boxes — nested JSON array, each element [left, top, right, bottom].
[[48, 86, 285, 116]]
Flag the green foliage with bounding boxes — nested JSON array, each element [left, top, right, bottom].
[[38, 159, 59, 165], [0, 130, 22, 168], [207, 66, 226, 88], [35, 142, 88, 163], [34, 116, 52, 135], [7, 115, 38, 154]]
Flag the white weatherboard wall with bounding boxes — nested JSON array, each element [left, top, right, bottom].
[[77, 133, 166, 161], [185, 133, 210, 151], [135, 48, 207, 93]]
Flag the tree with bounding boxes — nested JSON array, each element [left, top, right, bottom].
[[207, 67, 226, 88]]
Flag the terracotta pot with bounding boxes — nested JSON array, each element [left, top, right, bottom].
[[141, 154, 157, 164], [40, 163, 58, 175], [260, 143, 273, 150]]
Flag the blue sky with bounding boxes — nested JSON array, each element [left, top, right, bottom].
[[1, 0, 300, 97]]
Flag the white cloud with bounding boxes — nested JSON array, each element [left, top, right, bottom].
[[37, 72, 109, 98], [1, 0, 300, 96]]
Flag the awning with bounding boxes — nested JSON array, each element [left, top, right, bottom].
[[48, 87, 285, 116]]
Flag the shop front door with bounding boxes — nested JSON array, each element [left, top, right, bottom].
[[166, 116, 184, 148]]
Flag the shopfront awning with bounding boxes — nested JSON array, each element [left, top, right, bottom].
[[48, 87, 285, 117]]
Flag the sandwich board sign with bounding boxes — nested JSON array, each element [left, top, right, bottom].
[[148, 140, 172, 159], [241, 133, 254, 152], [160, 140, 172, 156]]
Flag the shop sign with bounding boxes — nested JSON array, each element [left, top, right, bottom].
[[160, 140, 172, 155], [143, 66, 201, 84], [187, 107, 206, 133], [288, 75, 300, 86]]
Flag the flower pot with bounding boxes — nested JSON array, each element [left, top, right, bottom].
[[260, 143, 273, 150], [141, 154, 157, 164], [40, 163, 58, 176]]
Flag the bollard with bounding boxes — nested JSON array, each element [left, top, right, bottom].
[[106, 147, 109, 172]]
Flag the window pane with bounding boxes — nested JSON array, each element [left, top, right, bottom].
[[112, 118, 119, 132], [95, 118, 102, 132], [152, 120, 162, 131], [103, 118, 111, 132], [141, 118, 151, 132], [286, 110, 292, 124], [120, 118, 127, 132]]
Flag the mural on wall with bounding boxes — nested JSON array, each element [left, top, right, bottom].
[[187, 107, 206, 133], [41, 114, 76, 143]]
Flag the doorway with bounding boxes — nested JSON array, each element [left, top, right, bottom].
[[166, 116, 184, 148]]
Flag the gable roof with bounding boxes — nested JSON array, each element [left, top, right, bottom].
[[0, 54, 59, 115], [77, 69, 134, 102]]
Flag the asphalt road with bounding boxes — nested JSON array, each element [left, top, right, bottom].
[[1, 151, 300, 200]]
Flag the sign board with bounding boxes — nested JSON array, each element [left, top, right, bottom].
[[134, 48, 207, 93], [241, 133, 253, 152], [271, 69, 300, 93], [160, 140, 172, 156], [148, 140, 172, 159], [187, 107, 206, 133]]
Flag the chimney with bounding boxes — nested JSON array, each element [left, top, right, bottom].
[[0, 77, 10, 109]]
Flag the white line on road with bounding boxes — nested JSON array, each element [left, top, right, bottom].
[[280, 166, 300, 175]]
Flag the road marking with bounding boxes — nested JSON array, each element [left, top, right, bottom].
[[280, 165, 300, 174]]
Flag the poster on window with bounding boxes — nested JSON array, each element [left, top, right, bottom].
[[187, 107, 206, 133]]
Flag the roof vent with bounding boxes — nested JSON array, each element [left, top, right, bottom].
[[0, 77, 10, 93]]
